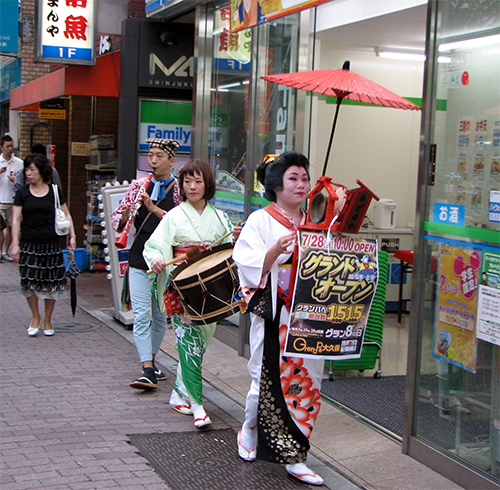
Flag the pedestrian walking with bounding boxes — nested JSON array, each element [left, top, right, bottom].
[[144, 159, 242, 429], [110, 138, 180, 390], [11, 154, 76, 337], [232, 152, 325, 486]]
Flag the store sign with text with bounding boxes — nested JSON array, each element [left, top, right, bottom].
[[285, 231, 378, 360], [138, 22, 194, 89], [36, 0, 96, 65], [230, 0, 330, 32], [138, 99, 192, 154], [0, 0, 19, 54], [432, 244, 480, 372]]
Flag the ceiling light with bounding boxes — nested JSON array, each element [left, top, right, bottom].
[[378, 51, 426, 61], [218, 82, 242, 89], [439, 33, 500, 52], [375, 47, 452, 63]]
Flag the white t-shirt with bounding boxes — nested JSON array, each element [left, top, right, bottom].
[[0, 154, 23, 204]]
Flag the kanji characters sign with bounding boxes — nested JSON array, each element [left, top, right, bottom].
[[285, 231, 379, 360], [36, 0, 96, 65], [432, 244, 480, 372]]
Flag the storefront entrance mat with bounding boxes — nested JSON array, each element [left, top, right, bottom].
[[129, 428, 313, 490], [321, 375, 405, 437]]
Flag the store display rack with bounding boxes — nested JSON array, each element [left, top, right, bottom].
[[84, 135, 117, 271]]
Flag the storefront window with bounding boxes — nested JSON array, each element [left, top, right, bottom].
[[414, 1, 499, 485], [210, 7, 302, 223], [209, 6, 251, 224]]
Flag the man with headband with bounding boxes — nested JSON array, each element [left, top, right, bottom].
[[111, 138, 180, 390]]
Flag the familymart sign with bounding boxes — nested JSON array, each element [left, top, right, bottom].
[[138, 99, 192, 154]]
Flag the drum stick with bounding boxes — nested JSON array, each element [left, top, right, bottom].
[[209, 221, 246, 248], [146, 246, 200, 275], [209, 230, 233, 248]]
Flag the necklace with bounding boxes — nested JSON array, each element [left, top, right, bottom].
[[30, 183, 48, 197]]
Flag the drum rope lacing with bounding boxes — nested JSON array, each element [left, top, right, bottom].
[[183, 259, 240, 323]]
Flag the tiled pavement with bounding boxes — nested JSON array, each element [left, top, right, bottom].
[[0, 261, 354, 489], [1, 263, 185, 489], [0, 260, 465, 489]]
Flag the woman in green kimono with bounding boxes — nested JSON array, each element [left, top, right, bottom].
[[144, 159, 241, 429]]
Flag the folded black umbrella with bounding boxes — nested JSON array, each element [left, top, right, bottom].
[[65, 258, 80, 317]]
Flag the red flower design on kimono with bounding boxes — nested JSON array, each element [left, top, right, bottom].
[[163, 286, 184, 316], [278, 324, 321, 438]]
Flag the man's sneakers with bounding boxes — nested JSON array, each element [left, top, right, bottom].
[[130, 367, 158, 390], [152, 362, 167, 381], [140, 362, 167, 380], [2, 253, 13, 262], [130, 362, 167, 390]]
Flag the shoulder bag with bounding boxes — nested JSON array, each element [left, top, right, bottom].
[[53, 184, 70, 236]]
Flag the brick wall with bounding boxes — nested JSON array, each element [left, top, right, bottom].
[[12, 0, 143, 247], [17, 1, 53, 157], [129, 0, 147, 19]]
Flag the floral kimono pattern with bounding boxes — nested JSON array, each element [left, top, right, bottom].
[[233, 205, 323, 464]]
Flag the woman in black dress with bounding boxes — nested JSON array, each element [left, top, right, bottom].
[[11, 154, 76, 337]]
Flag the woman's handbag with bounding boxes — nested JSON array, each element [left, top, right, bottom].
[[53, 184, 71, 236]]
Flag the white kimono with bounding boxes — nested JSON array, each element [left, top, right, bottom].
[[233, 207, 324, 464]]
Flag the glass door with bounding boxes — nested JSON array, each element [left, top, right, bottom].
[[206, 5, 305, 352], [407, 2, 499, 488]]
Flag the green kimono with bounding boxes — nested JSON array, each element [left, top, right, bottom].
[[143, 201, 234, 405]]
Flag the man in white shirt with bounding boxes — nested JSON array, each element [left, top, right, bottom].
[[0, 135, 23, 262]]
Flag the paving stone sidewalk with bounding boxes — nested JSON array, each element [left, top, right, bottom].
[[0, 262, 238, 490]]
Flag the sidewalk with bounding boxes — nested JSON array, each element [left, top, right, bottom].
[[0, 260, 464, 489]]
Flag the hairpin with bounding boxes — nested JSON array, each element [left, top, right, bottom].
[[263, 154, 278, 164]]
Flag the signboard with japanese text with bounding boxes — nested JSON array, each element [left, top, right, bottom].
[[230, 0, 330, 32], [0, 0, 19, 54], [433, 202, 465, 227], [39, 108, 67, 119], [71, 142, 89, 156], [477, 250, 500, 346], [215, 7, 251, 72], [36, 0, 96, 65], [432, 244, 480, 372], [285, 231, 378, 360]]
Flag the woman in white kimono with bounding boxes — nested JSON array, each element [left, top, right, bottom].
[[144, 159, 241, 429], [232, 152, 325, 486]]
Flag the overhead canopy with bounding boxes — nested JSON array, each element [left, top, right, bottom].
[[10, 51, 120, 110]]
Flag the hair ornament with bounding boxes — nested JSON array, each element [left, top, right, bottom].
[[263, 154, 279, 165]]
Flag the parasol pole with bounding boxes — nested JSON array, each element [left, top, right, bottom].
[[322, 96, 343, 177], [322, 60, 350, 177]]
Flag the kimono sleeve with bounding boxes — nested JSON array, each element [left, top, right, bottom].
[[143, 213, 176, 269], [232, 210, 268, 290]]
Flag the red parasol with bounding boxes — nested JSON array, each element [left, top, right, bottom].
[[262, 60, 421, 176]]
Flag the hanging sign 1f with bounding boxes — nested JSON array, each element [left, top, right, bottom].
[[285, 231, 378, 360], [36, 0, 96, 65]]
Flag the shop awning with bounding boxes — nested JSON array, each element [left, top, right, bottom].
[[10, 51, 120, 110]]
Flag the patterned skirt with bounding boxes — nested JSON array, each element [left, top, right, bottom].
[[19, 240, 68, 300]]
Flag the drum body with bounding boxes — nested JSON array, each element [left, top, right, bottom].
[[170, 243, 240, 325]]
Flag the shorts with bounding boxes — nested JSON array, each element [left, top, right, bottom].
[[0, 212, 5, 231], [0, 204, 13, 227]]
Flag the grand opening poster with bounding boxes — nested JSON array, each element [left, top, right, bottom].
[[285, 231, 378, 359]]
